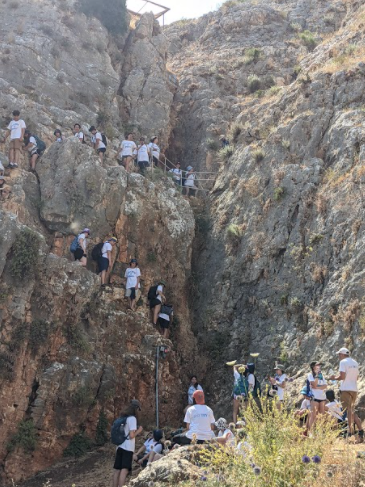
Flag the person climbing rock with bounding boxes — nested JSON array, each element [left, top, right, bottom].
[[184, 166, 197, 197], [124, 259, 141, 311], [133, 429, 163, 467], [118, 133, 137, 172], [148, 136, 160, 167], [173, 390, 215, 445], [98, 237, 117, 287], [135, 137, 150, 174], [148, 280, 166, 326], [73, 228, 90, 267], [169, 162, 182, 186], [112, 399, 143, 487], [54, 129, 64, 142], [188, 376, 204, 406], [307, 361, 327, 431], [2, 110, 26, 168], [269, 364, 287, 410], [89, 126, 106, 163], [157, 303, 173, 339], [23, 129, 40, 172], [73, 123, 85, 143], [330, 347, 364, 439]]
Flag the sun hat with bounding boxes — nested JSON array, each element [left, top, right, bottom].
[[131, 399, 141, 411], [300, 387, 313, 397], [192, 390, 205, 405], [215, 418, 228, 430], [186, 166, 193, 171], [274, 364, 285, 371], [336, 347, 350, 355], [108, 237, 118, 243], [82, 228, 91, 234]]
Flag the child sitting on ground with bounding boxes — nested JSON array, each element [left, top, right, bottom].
[[325, 390, 346, 424], [133, 430, 164, 467], [294, 387, 312, 428]]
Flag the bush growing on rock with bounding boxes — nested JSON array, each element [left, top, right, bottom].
[[247, 74, 261, 93], [11, 228, 40, 280], [206, 138, 219, 152], [298, 30, 317, 51], [7, 419, 37, 453], [218, 146, 234, 161], [63, 432, 92, 458], [77, 0, 128, 36]]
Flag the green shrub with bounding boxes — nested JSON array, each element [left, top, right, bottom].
[[77, 0, 128, 36], [299, 30, 317, 51], [229, 123, 244, 143], [63, 432, 92, 458], [11, 228, 40, 279], [206, 138, 219, 152], [9, 322, 28, 351], [64, 324, 91, 354], [244, 47, 261, 64], [247, 74, 261, 93], [273, 187, 284, 201], [218, 146, 234, 161], [95, 411, 109, 445], [253, 149, 265, 162], [72, 385, 94, 407], [59, 36, 72, 51], [309, 233, 324, 245], [226, 224, 244, 244], [267, 85, 281, 97], [147, 252, 157, 263], [29, 320, 50, 354], [7, 419, 37, 453]]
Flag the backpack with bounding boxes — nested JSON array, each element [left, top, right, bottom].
[[111, 416, 129, 446], [233, 373, 249, 397], [33, 135, 46, 153], [91, 242, 104, 261], [161, 304, 173, 317], [148, 285, 158, 301], [101, 133, 108, 147], [251, 376, 261, 398], [70, 235, 80, 253]]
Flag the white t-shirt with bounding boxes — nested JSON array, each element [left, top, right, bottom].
[[275, 374, 287, 401], [184, 404, 215, 441], [137, 144, 149, 162], [300, 398, 311, 410], [184, 173, 196, 187], [218, 428, 235, 447], [148, 142, 160, 159], [125, 267, 141, 289], [188, 384, 203, 405], [308, 373, 327, 400], [102, 242, 112, 259], [339, 357, 359, 392], [119, 416, 137, 452], [158, 311, 172, 321], [92, 132, 106, 150], [143, 438, 162, 454], [169, 168, 182, 181], [325, 400, 344, 421], [78, 233, 88, 251], [120, 140, 137, 157], [156, 284, 164, 302], [8, 119, 26, 139], [75, 131, 84, 142], [27, 136, 38, 152]]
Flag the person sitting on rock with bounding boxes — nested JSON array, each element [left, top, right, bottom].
[[157, 303, 173, 339], [169, 162, 182, 186], [89, 126, 106, 163], [74, 228, 90, 267], [294, 387, 312, 429], [148, 136, 160, 167], [173, 390, 215, 446], [135, 137, 150, 174], [23, 129, 40, 172], [118, 133, 137, 173], [149, 280, 166, 326], [133, 429, 163, 467], [214, 417, 235, 446], [99, 237, 117, 287], [2, 109, 26, 168], [124, 259, 141, 311], [73, 123, 85, 143], [184, 166, 198, 197], [54, 129, 65, 142]]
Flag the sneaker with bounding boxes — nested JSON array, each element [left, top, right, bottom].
[[358, 430, 364, 442], [8, 162, 14, 168], [12, 163, 18, 168]]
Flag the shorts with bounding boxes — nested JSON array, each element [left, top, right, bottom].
[[10, 139, 22, 151], [313, 399, 326, 403], [138, 161, 149, 170], [340, 391, 358, 412], [30, 148, 40, 157], [149, 298, 161, 309], [125, 288, 141, 300], [173, 435, 206, 446], [97, 257, 109, 273], [97, 148, 106, 154], [113, 447, 133, 471], [74, 248, 86, 261], [158, 317, 170, 329], [152, 156, 159, 166]]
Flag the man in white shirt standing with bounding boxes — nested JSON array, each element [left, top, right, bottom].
[[124, 259, 141, 311], [135, 137, 150, 174], [331, 347, 364, 438], [2, 110, 26, 168], [269, 364, 287, 410], [169, 162, 182, 186], [89, 126, 106, 163], [118, 133, 137, 173], [98, 237, 117, 287]]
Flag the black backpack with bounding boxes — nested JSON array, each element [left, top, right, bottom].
[[161, 304, 173, 317], [101, 133, 108, 147], [33, 135, 46, 153], [111, 416, 129, 446], [251, 376, 261, 398], [91, 242, 104, 261], [148, 285, 158, 301]]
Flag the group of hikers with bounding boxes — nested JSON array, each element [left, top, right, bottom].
[[0, 110, 200, 196], [112, 347, 363, 486]]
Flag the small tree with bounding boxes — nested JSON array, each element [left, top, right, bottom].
[[77, 0, 128, 36]]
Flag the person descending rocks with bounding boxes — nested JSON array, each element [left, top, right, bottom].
[[2, 110, 26, 168], [89, 126, 106, 163], [97, 237, 117, 287], [54, 129, 64, 142], [118, 133, 137, 173], [184, 166, 197, 197], [73, 123, 85, 143], [188, 375, 203, 406], [169, 162, 182, 186], [23, 129, 40, 172], [173, 390, 215, 446], [157, 303, 173, 339], [112, 399, 143, 487], [71, 228, 90, 267], [135, 137, 150, 174], [307, 361, 327, 431], [124, 259, 141, 311], [269, 364, 287, 410], [148, 136, 160, 167], [133, 429, 163, 467], [148, 280, 166, 326], [330, 347, 364, 439], [215, 418, 235, 446]]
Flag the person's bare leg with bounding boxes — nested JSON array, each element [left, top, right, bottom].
[[131, 299, 136, 311], [112, 470, 121, 487], [354, 413, 363, 432], [101, 270, 106, 285], [80, 256, 87, 267], [163, 328, 169, 339], [99, 152, 104, 164], [9, 147, 14, 164], [31, 154, 38, 170], [119, 468, 129, 487], [233, 398, 240, 424], [153, 304, 161, 325], [307, 404, 318, 431], [14, 148, 21, 165]]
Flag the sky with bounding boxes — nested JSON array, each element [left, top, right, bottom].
[[126, 0, 220, 24]]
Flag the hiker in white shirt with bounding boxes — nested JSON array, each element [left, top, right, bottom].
[[148, 136, 160, 167], [269, 364, 287, 410], [188, 376, 204, 406], [294, 388, 312, 428], [89, 126, 106, 163], [124, 259, 141, 311], [330, 347, 364, 438], [2, 109, 26, 168], [307, 361, 327, 431], [54, 129, 65, 142], [184, 166, 198, 196], [215, 418, 235, 447], [23, 129, 40, 171], [74, 228, 91, 267], [135, 137, 150, 174], [169, 162, 182, 186], [118, 133, 137, 173], [98, 237, 117, 287], [73, 123, 84, 143]]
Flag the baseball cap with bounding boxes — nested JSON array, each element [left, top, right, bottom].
[[130, 258, 138, 264], [82, 228, 91, 234], [192, 390, 205, 405], [336, 347, 350, 355], [274, 364, 285, 371], [109, 237, 118, 243], [131, 399, 141, 411]]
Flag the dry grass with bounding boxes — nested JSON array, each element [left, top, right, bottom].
[[311, 263, 328, 283]]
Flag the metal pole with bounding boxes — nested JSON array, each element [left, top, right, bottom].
[[156, 346, 159, 428]]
